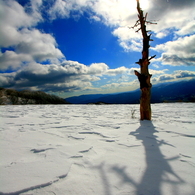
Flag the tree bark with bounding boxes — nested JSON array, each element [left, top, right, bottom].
[[134, 0, 155, 120]]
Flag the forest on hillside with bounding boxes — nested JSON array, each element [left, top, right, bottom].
[[0, 88, 69, 105]]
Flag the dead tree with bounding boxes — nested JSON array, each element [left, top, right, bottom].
[[132, 0, 156, 120]]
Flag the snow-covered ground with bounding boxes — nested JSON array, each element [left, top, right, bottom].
[[0, 103, 195, 195]]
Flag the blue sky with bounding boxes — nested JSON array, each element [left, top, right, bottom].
[[0, 0, 195, 98]]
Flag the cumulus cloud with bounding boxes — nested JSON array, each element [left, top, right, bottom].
[[154, 34, 195, 66], [112, 27, 142, 52], [112, 0, 195, 53], [0, 62, 93, 91], [176, 20, 195, 36], [101, 80, 139, 93], [45, 0, 148, 52], [48, 0, 94, 20], [90, 15, 101, 22], [152, 70, 195, 83], [15, 29, 64, 61], [1, 0, 194, 71], [155, 29, 170, 39], [47, 0, 150, 26], [0, 0, 64, 71], [107, 66, 129, 75], [127, 67, 168, 75], [0, 50, 32, 70], [63, 0, 195, 54], [91, 0, 137, 26], [147, 0, 195, 37], [80, 0, 195, 52], [102, 81, 133, 89], [154, 74, 175, 82], [4, 0, 193, 54], [174, 70, 195, 79], [0, 60, 133, 92], [0, 72, 16, 88], [48, 0, 71, 19], [88, 63, 109, 75], [43, 81, 93, 93], [0, 0, 42, 47], [1, 0, 195, 96]]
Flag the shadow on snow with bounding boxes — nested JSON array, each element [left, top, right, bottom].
[[94, 121, 185, 195]]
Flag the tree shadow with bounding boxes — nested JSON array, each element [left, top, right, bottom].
[[112, 120, 184, 195], [91, 162, 112, 195]]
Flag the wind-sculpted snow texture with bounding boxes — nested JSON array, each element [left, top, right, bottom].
[[0, 103, 195, 195]]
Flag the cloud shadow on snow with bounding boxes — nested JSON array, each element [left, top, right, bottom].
[[112, 121, 185, 195]]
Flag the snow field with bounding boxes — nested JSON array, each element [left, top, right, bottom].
[[0, 103, 195, 195]]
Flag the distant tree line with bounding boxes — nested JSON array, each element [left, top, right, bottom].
[[0, 88, 69, 105]]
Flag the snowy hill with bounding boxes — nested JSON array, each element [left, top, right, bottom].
[[0, 103, 195, 195]]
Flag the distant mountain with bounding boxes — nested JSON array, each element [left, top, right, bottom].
[[0, 88, 70, 105], [151, 79, 195, 103], [66, 79, 195, 104], [65, 94, 107, 104]]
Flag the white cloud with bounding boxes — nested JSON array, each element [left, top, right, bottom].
[[46, 0, 149, 52], [102, 81, 131, 89], [127, 67, 168, 75], [0, 60, 135, 92], [88, 63, 109, 75], [152, 64, 160, 69], [91, 0, 136, 26], [0, 28, 64, 70], [15, 28, 64, 62], [0, 0, 64, 71], [2, 0, 194, 65], [44, 80, 93, 93], [174, 70, 195, 79], [155, 29, 170, 39], [153, 74, 175, 82], [0, 51, 31, 70], [0, 1, 33, 47], [152, 70, 195, 83], [3, 0, 194, 59], [1, 0, 195, 96], [107, 66, 128, 75], [87, 0, 195, 51], [149, 69, 168, 75], [176, 20, 195, 36], [0, 61, 95, 91], [95, 0, 195, 51], [154, 34, 195, 66], [48, 0, 94, 20], [0, 0, 43, 46], [29, 0, 43, 22], [101, 80, 139, 93], [48, 0, 151, 26], [147, 0, 195, 37], [113, 27, 142, 52], [0, 0, 41, 29], [0, 72, 16, 88], [48, 0, 70, 19], [90, 15, 101, 22]]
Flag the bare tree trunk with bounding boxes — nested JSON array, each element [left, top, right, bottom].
[[133, 0, 156, 120]]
